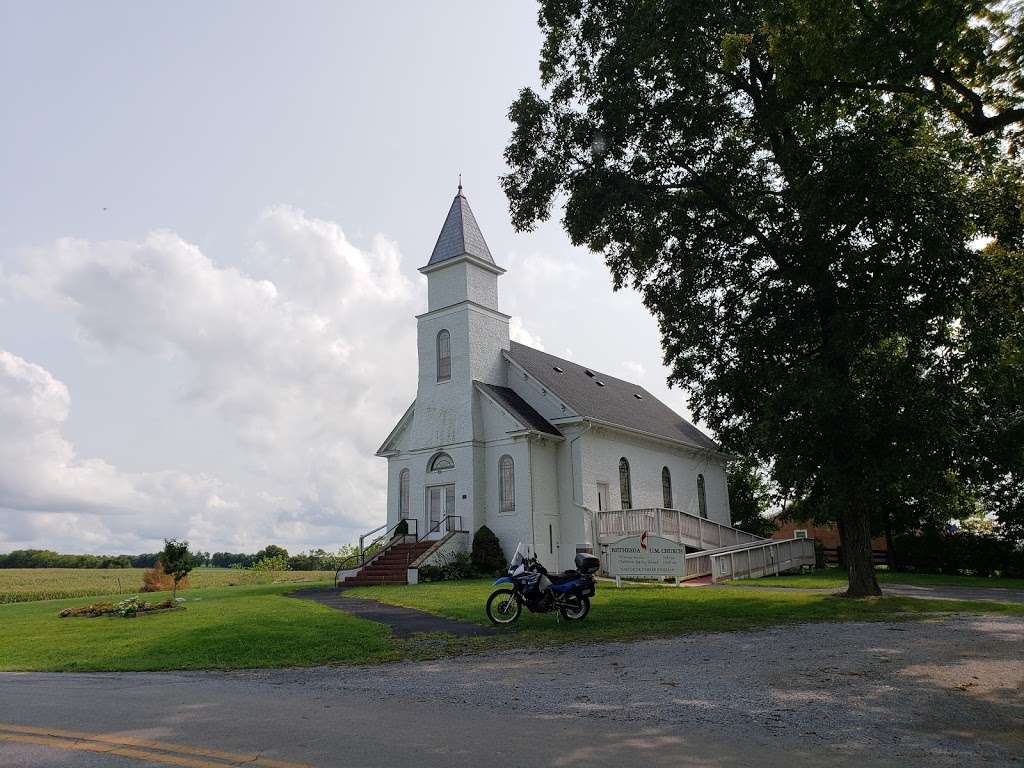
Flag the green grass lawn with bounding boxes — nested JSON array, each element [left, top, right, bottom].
[[346, 578, 1024, 646], [0, 567, 336, 604], [0, 581, 400, 672], [4, 577, 1022, 672], [729, 568, 1024, 591]]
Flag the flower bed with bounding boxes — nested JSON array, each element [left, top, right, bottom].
[[58, 596, 182, 618]]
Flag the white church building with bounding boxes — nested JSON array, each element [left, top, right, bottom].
[[371, 185, 735, 576]]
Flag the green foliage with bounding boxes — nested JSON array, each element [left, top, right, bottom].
[[159, 539, 193, 599], [726, 459, 777, 538], [255, 545, 288, 561], [0, 550, 133, 569], [417, 552, 476, 582], [893, 529, 1024, 578], [250, 554, 291, 574], [502, 0, 1024, 595], [470, 526, 506, 575]]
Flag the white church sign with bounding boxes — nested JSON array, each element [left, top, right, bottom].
[[606, 532, 686, 578]]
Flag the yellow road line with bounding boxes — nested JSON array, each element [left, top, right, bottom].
[[0, 723, 313, 768]]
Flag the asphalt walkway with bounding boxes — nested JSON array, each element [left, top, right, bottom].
[[288, 586, 496, 637]]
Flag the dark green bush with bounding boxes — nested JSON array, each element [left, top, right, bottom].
[[471, 526, 505, 575], [892, 529, 1022, 578]]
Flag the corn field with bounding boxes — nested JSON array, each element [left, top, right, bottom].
[[0, 568, 334, 604]]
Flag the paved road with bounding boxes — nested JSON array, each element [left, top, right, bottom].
[[1, 614, 1021, 768]]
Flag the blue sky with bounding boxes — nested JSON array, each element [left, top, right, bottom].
[[0, 2, 697, 554]]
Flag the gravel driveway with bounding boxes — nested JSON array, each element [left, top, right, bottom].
[[237, 613, 1024, 767], [2, 614, 1021, 767]]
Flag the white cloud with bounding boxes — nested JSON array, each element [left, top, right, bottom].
[[1, 206, 420, 554], [509, 315, 544, 350]]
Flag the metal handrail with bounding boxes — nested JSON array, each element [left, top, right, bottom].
[[334, 518, 419, 586], [421, 515, 464, 538]]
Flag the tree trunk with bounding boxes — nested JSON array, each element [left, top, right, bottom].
[[839, 506, 882, 596]]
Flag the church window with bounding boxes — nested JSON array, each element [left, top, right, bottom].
[[436, 329, 451, 382], [697, 473, 707, 518], [662, 467, 673, 509], [618, 458, 632, 510], [499, 454, 515, 514], [399, 469, 410, 519], [429, 452, 454, 471]]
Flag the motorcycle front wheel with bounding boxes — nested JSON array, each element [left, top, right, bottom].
[[559, 596, 591, 621], [486, 588, 522, 625]]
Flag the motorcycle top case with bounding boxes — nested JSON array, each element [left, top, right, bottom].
[[574, 552, 600, 574]]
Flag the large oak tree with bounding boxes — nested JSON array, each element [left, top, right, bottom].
[[503, 0, 1023, 595]]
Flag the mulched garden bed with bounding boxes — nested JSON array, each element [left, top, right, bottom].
[[58, 597, 183, 618]]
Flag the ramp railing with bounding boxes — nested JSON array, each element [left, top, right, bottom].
[[596, 507, 763, 550], [683, 537, 816, 582]]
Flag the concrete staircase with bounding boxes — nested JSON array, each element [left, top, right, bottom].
[[339, 540, 434, 587]]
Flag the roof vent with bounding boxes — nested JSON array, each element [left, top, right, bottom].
[[633, 393, 644, 400], [584, 369, 595, 378], [596, 380, 606, 387], [553, 366, 564, 373]]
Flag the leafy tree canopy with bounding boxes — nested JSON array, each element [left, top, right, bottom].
[[503, 0, 1024, 595]]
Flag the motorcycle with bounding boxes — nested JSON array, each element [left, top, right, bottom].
[[485, 542, 600, 625]]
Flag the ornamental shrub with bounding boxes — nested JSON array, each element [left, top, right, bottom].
[[471, 526, 505, 576]]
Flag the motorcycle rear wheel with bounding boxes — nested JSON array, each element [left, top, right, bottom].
[[486, 588, 522, 625], [559, 596, 591, 621]]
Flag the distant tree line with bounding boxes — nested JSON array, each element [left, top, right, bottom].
[[0, 545, 354, 571]]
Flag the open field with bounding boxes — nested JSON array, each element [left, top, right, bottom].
[[3, 578, 1022, 672], [0, 568, 335, 604], [732, 567, 1024, 591]]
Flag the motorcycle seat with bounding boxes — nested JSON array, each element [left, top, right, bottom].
[[547, 570, 580, 584]]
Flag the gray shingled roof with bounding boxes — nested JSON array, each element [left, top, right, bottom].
[[506, 342, 719, 451], [427, 189, 494, 266], [475, 382, 562, 437]]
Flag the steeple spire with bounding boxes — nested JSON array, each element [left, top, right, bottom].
[[425, 183, 494, 267]]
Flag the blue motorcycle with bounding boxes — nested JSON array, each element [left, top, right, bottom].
[[486, 542, 600, 625]]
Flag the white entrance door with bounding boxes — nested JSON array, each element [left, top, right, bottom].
[[426, 484, 456, 535], [596, 482, 609, 512]]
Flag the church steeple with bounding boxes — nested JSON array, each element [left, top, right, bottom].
[[425, 183, 496, 267]]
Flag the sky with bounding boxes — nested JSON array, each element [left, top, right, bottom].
[[0, 1, 703, 556]]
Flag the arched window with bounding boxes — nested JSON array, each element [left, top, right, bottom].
[[429, 452, 454, 471], [697, 473, 707, 519], [436, 329, 451, 382], [499, 455, 515, 514], [662, 467, 673, 509], [398, 468, 410, 519], [618, 458, 632, 510]]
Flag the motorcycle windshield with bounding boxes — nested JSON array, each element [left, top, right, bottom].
[[509, 542, 524, 570]]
